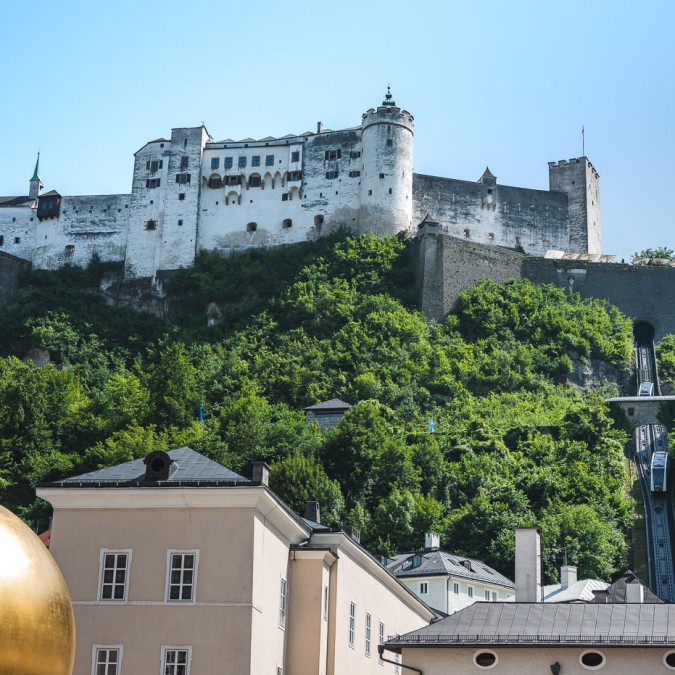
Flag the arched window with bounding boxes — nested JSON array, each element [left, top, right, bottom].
[[208, 174, 222, 189], [249, 173, 262, 188], [282, 219, 292, 229], [246, 222, 257, 233]]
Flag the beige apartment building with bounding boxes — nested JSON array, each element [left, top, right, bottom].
[[37, 447, 437, 675]]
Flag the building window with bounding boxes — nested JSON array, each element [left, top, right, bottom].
[[325, 149, 341, 160], [225, 157, 233, 169], [249, 174, 262, 187], [473, 650, 498, 669], [368, 189, 372, 196], [492, 592, 497, 601], [14, 237, 21, 244], [379, 622, 385, 662], [65, 244, 75, 255], [348, 602, 356, 647], [176, 173, 191, 184], [379, 172, 385, 179], [93, 646, 121, 675], [251, 155, 261, 167], [210, 157, 220, 170], [580, 650, 606, 670], [388, 188, 392, 194], [0, 236, 4, 246], [282, 219, 292, 229], [365, 613, 372, 656], [663, 651, 675, 670], [162, 647, 191, 675], [279, 578, 287, 628], [247, 222, 257, 233], [166, 551, 198, 602], [178, 220, 183, 226], [265, 154, 275, 166], [145, 220, 157, 231], [464, 228, 470, 238], [350, 150, 361, 159], [468, 586, 474, 598], [484, 589, 490, 600], [180, 156, 189, 170], [99, 550, 131, 601], [281, 193, 289, 201], [326, 171, 338, 179], [146, 159, 163, 172], [226, 175, 242, 186], [288, 170, 302, 182], [146, 178, 161, 189], [238, 156, 247, 168], [291, 151, 300, 163], [323, 586, 329, 620], [386, 139, 393, 147], [349, 170, 361, 177], [419, 582, 428, 594], [208, 175, 222, 189], [179, 193, 186, 201]]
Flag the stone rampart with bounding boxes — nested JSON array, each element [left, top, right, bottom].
[[0, 251, 30, 306]]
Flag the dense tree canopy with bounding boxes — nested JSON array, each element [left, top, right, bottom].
[[0, 233, 641, 581]]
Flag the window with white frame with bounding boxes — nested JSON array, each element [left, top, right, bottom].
[[485, 589, 490, 600], [365, 612, 372, 656], [162, 647, 191, 675], [379, 622, 385, 663], [453, 582, 460, 594], [492, 591, 498, 601], [323, 585, 329, 620], [419, 581, 428, 594], [93, 646, 121, 675], [99, 550, 131, 601], [348, 602, 356, 646], [279, 578, 287, 628], [468, 586, 474, 598], [166, 551, 198, 602]]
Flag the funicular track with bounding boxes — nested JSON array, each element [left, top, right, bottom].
[[633, 336, 675, 601]]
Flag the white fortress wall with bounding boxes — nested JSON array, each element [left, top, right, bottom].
[[0, 204, 37, 261]]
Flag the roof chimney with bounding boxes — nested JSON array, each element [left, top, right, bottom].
[[343, 525, 360, 544], [304, 500, 321, 524], [251, 461, 270, 486], [317, 121, 324, 134], [626, 581, 644, 603], [425, 532, 440, 552], [515, 527, 542, 602], [560, 565, 577, 589], [592, 589, 609, 604]]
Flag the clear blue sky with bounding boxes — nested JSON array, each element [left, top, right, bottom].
[[2, 0, 673, 261]]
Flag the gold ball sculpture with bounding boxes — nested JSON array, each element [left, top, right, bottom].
[[0, 504, 75, 675]]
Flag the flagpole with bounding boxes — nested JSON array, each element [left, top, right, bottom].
[[582, 125, 585, 157]]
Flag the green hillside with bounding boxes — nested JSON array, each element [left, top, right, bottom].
[[0, 233, 637, 582]]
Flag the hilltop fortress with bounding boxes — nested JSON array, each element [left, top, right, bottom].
[[2, 89, 601, 278]]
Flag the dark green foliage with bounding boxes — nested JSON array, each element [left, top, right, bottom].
[[633, 247, 675, 260], [0, 233, 635, 582]]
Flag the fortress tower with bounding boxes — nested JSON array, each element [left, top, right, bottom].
[[359, 88, 414, 236], [548, 157, 601, 254], [29, 152, 43, 200]]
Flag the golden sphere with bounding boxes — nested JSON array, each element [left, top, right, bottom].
[[0, 504, 75, 675]]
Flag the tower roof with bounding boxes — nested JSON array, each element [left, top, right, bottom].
[[30, 152, 41, 183], [478, 166, 497, 183], [382, 86, 396, 107]]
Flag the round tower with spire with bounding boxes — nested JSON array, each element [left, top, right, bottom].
[[29, 152, 43, 200], [358, 88, 414, 236]]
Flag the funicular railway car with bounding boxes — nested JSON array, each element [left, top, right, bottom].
[[651, 450, 669, 493]]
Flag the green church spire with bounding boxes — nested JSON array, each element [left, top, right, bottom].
[[30, 151, 41, 182]]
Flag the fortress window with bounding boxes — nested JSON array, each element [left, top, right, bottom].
[[291, 151, 300, 163], [252, 155, 261, 167], [326, 171, 338, 179], [211, 158, 220, 170], [388, 188, 392, 194], [246, 222, 257, 233], [266, 154, 275, 166], [14, 237, 21, 244], [350, 151, 361, 159], [208, 175, 222, 189], [180, 156, 189, 170], [368, 190, 372, 196], [178, 219, 183, 226], [282, 193, 289, 201], [146, 160, 163, 172], [249, 174, 262, 187], [0, 236, 3, 246], [238, 156, 247, 168], [282, 219, 293, 229], [325, 149, 341, 160], [146, 178, 161, 189], [379, 173, 385, 179], [65, 245, 75, 255], [226, 175, 242, 186], [179, 193, 186, 201], [145, 220, 157, 230], [349, 171, 361, 177], [225, 157, 234, 169], [464, 229, 470, 238], [489, 232, 495, 240], [176, 173, 191, 184], [386, 139, 393, 147], [288, 171, 302, 182]]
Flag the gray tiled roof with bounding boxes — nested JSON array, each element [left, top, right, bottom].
[[0, 196, 33, 207], [303, 398, 352, 412], [386, 551, 514, 589], [48, 447, 249, 486], [387, 602, 675, 646]]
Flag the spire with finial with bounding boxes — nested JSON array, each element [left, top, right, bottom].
[[382, 86, 396, 108], [29, 151, 43, 199]]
